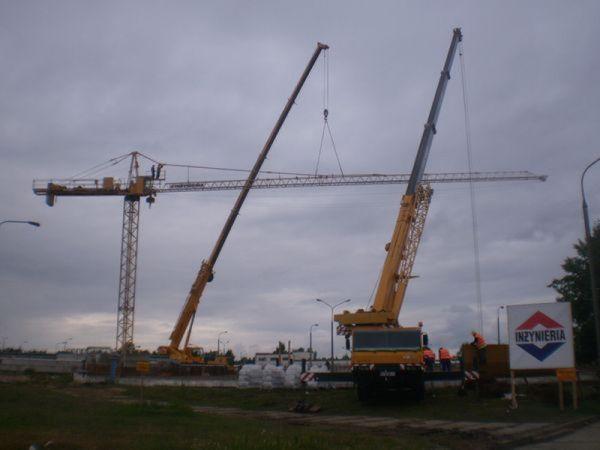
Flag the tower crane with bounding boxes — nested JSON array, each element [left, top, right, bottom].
[[33, 160, 544, 354], [32, 37, 546, 356]]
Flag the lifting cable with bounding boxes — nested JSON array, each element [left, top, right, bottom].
[[315, 48, 345, 176], [70, 152, 131, 179], [459, 41, 484, 334], [159, 162, 313, 177], [365, 264, 384, 309], [68, 150, 316, 180], [136, 151, 314, 177]]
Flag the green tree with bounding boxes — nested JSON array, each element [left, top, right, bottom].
[[549, 223, 600, 364], [273, 341, 286, 354]]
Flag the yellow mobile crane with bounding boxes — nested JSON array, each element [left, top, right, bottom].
[[335, 29, 462, 401], [162, 43, 329, 365]]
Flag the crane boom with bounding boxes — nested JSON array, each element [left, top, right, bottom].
[[336, 28, 462, 329], [406, 28, 462, 195], [168, 42, 329, 358], [33, 170, 546, 198]]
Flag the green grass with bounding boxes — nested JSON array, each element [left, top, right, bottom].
[[122, 381, 600, 424], [0, 378, 436, 450], [2, 375, 598, 449]]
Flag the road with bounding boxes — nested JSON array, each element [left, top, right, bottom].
[[516, 421, 600, 449]]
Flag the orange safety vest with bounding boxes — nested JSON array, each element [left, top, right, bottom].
[[423, 349, 435, 361], [439, 348, 451, 360], [474, 333, 487, 350]]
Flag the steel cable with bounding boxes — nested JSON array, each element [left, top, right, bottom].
[[459, 41, 484, 334]]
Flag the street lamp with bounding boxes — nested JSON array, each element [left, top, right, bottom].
[[0, 220, 40, 228], [581, 157, 600, 362], [497, 306, 505, 344], [316, 298, 351, 372], [309, 323, 319, 360], [217, 330, 228, 355], [221, 339, 230, 354]]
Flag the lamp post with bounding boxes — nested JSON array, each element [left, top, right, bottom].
[[221, 339, 230, 354], [581, 157, 600, 362], [217, 330, 228, 355], [497, 306, 505, 344], [309, 323, 319, 360], [0, 220, 40, 228], [316, 298, 351, 372]]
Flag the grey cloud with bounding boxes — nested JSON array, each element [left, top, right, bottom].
[[1, 1, 599, 357]]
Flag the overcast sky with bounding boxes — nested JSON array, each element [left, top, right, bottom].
[[1, 1, 599, 357]]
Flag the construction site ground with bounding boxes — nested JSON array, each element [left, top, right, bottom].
[[2, 373, 599, 449]]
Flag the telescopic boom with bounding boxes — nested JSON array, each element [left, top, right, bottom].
[[336, 28, 462, 329], [168, 43, 329, 357]]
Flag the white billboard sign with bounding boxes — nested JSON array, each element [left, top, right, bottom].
[[507, 302, 574, 370]]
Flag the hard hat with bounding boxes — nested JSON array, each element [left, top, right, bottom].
[[471, 330, 477, 335]]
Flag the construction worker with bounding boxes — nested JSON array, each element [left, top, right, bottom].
[[438, 347, 451, 372], [471, 331, 487, 369], [423, 347, 435, 372]]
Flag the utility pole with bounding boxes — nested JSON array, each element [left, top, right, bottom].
[[217, 330, 228, 355], [581, 157, 600, 362], [309, 323, 318, 360], [497, 306, 504, 344]]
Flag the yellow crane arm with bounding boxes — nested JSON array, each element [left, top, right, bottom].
[[335, 185, 432, 327], [165, 43, 329, 360], [372, 184, 433, 318], [168, 261, 213, 353], [335, 28, 462, 330]]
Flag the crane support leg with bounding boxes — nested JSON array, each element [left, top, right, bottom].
[[116, 195, 140, 352]]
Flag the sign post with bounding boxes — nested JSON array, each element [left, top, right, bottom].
[[507, 302, 576, 410]]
